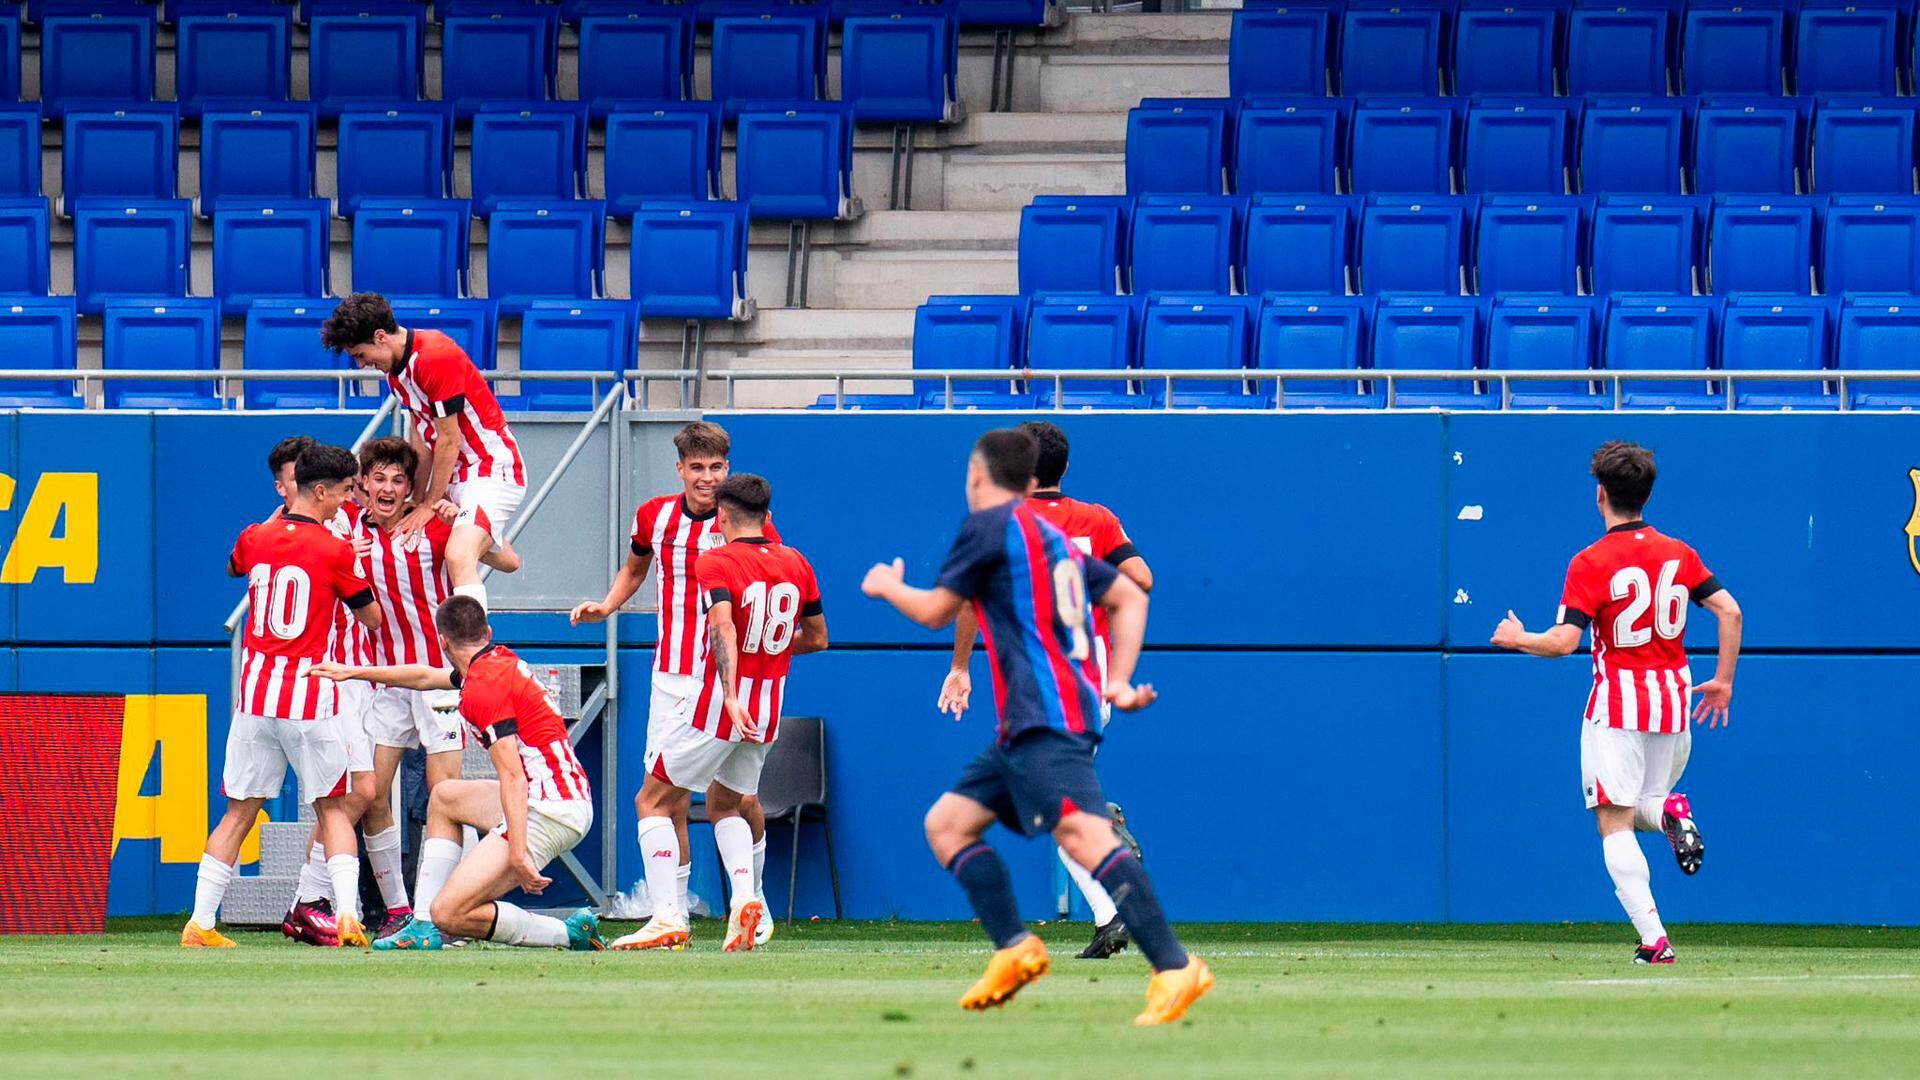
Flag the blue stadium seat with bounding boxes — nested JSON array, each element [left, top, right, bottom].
[[0, 298, 79, 408], [1138, 296, 1262, 408], [510, 300, 637, 411], [308, 12, 421, 116], [1244, 195, 1355, 295], [1372, 297, 1490, 408], [1234, 99, 1345, 196], [1681, 6, 1785, 95], [1230, 9, 1331, 98], [1453, 4, 1557, 97], [1351, 100, 1459, 195], [1709, 197, 1818, 295], [0, 105, 39, 198], [175, 10, 291, 115], [1026, 296, 1139, 405], [1130, 196, 1243, 296], [63, 106, 178, 204], [1821, 197, 1920, 294], [211, 199, 331, 315], [1795, 4, 1898, 97], [0, 197, 50, 295], [1257, 296, 1381, 408], [351, 199, 471, 298], [1694, 101, 1801, 194], [1811, 101, 1915, 195], [710, 13, 825, 117], [336, 102, 452, 217], [39, 12, 154, 115], [1579, 99, 1689, 195], [1837, 297, 1920, 408], [1341, 6, 1444, 95], [484, 200, 606, 314], [629, 200, 751, 320], [243, 298, 352, 409], [604, 104, 721, 214], [578, 13, 692, 116], [441, 14, 554, 118], [1486, 296, 1606, 408], [842, 12, 959, 122], [470, 103, 586, 215], [1591, 197, 1705, 295], [952, 0, 1056, 26], [389, 297, 499, 372], [101, 298, 222, 409], [1566, 6, 1669, 97], [1464, 100, 1574, 195], [1603, 295, 1721, 408], [1720, 296, 1837, 408], [1475, 196, 1591, 295], [1018, 198, 1127, 295], [198, 105, 314, 216], [735, 104, 854, 220], [1359, 196, 1474, 294], [1126, 102, 1228, 196], [0, 7, 17, 104], [913, 296, 1024, 406], [71, 198, 191, 314]]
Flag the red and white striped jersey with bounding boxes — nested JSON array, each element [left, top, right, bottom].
[[354, 513, 453, 667], [454, 644, 592, 803], [387, 328, 526, 487], [231, 515, 375, 721], [326, 502, 373, 666], [1558, 522, 1724, 734], [630, 494, 782, 677], [1028, 490, 1140, 685], [692, 537, 822, 743]]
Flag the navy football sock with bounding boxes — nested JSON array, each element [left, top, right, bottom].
[[946, 842, 1028, 949], [1093, 848, 1188, 972]]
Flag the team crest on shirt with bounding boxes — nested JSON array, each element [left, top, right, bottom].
[[1906, 468, 1920, 576], [701, 531, 726, 552]]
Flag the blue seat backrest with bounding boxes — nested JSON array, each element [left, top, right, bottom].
[[629, 199, 750, 320], [1837, 298, 1920, 407], [1126, 103, 1228, 197], [1130, 196, 1243, 296], [1579, 99, 1689, 195], [515, 300, 637, 411], [1591, 196, 1705, 295], [1681, 6, 1785, 95], [579, 12, 694, 115], [71, 197, 192, 314], [1230, 9, 1330, 98], [64, 105, 179, 203], [1245, 195, 1356, 295], [1257, 295, 1380, 406], [1453, 5, 1557, 97], [199, 105, 316, 216], [352, 198, 473, 299], [0, 105, 40, 198], [212, 198, 332, 314], [1709, 196, 1819, 295], [1695, 102, 1802, 195], [1476, 196, 1591, 295], [1351, 100, 1460, 195], [441, 14, 555, 118], [1820, 196, 1920, 295], [390, 297, 499, 371], [1602, 294, 1721, 406], [1372, 296, 1487, 404], [1720, 295, 1836, 405], [175, 11, 291, 115], [243, 298, 350, 409], [1235, 99, 1346, 197], [735, 103, 853, 221], [1140, 296, 1257, 401], [1341, 7, 1444, 95], [1018, 200, 1125, 295], [840, 12, 958, 123], [1486, 295, 1606, 406], [1026, 297, 1138, 395], [913, 296, 1022, 400], [605, 103, 721, 214], [101, 297, 222, 408], [1360, 196, 1474, 295], [484, 199, 607, 313], [470, 103, 587, 214], [1810, 101, 1915, 196], [710, 13, 825, 117], [308, 13, 421, 116], [1795, 5, 1897, 97], [0, 297, 79, 404], [40, 12, 155, 115], [0, 196, 51, 295], [0, 8, 18, 104], [1464, 100, 1574, 195], [336, 102, 452, 216], [1566, 6, 1669, 97]]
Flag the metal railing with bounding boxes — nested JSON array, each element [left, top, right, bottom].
[[0, 369, 704, 411]]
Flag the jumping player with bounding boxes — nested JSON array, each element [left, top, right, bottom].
[[1492, 441, 1742, 964], [313, 596, 604, 953], [185, 444, 385, 948], [611, 474, 827, 952], [939, 420, 1152, 960], [862, 428, 1212, 1026], [321, 293, 526, 611]]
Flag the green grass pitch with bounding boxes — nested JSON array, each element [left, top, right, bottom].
[[3, 919, 1918, 1078]]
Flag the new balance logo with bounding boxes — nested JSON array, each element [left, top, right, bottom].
[[651, 850, 674, 859], [732, 869, 749, 876]]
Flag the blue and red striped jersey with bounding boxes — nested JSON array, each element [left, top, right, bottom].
[[936, 501, 1119, 744]]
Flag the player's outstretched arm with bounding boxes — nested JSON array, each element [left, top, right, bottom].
[[1097, 575, 1157, 713], [488, 734, 551, 895], [1490, 611, 1582, 658], [861, 558, 966, 628], [939, 606, 978, 718], [310, 661, 456, 692], [1692, 589, 1742, 729], [570, 551, 651, 625], [791, 613, 829, 656]]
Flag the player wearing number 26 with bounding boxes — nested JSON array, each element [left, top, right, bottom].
[[1491, 441, 1743, 965]]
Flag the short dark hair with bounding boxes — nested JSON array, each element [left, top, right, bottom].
[[1591, 441, 1657, 515], [716, 473, 771, 524], [973, 428, 1037, 494], [358, 436, 418, 480], [319, 293, 399, 353], [673, 421, 730, 460], [268, 435, 316, 477], [294, 444, 359, 492], [1019, 421, 1070, 488], [435, 595, 490, 647]]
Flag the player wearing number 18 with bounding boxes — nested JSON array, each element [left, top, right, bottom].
[[1492, 441, 1743, 965]]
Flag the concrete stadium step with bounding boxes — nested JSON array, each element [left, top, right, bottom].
[[942, 150, 1125, 210], [706, 348, 915, 410], [1037, 53, 1230, 112], [827, 250, 1017, 309]]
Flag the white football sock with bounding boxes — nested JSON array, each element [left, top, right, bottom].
[[1060, 845, 1119, 926], [677, 863, 692, 919], [1602, 831, 1667, 946], [365, 826, 409, 909], [1633, 798, 1666, 834], [714, 817, 755, 907], [489, 901, 570, 948], [638, 816, 682, 922], [414, 836, 463, 920], [191, 856, 235, 929], [752, 834, 768, 906], [452, 583, 488, 611], [296, 841, 332, 904], [326, 855, 362, 922]]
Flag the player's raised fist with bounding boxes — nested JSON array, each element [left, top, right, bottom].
[[1490, 610, 1527, 649], [1104, 682, 1157, 713], [569, 600, 612, 625], [310, 662, 356, 683], [862, 557, 906, 597], [938, 668, 972, 719], [1691, 677, 1733, 728]]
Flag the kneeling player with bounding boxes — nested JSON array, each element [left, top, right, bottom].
[[314, 596, 604, 952]]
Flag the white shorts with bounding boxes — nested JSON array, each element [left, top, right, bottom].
[[448, 476, 525, 548], [490, 797, 594, 870], [649, 669, 708, 752], [339, 680, 375, 775], [645, 723, 771, 797], [365, 685, 464, 755], [223, 710, 349, 804], [1582, 721, 1692, 810]]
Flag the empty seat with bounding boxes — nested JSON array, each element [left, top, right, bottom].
[[1372, 298, 1489, 407], [1591, 197, 1704, 294], [63, 106, 178, 203], [352, 199, 472, 298], [441, 14, 553, 118], [1360, 197, 1474, 294], [1603, 295, 1721, 407], [735, 104, 855, 220], [512, 300, 636, 411], [604, 104, 720, 214], [101, 297, 222, 409], [309, 13, 421, 116], [40, 12, 154, 115], [1018, 198, 1127, 295], [1131, 197, 1242, 296], [1694, 103, 1801, 194], [913, 296, 1024, 405], [243, 298, 351, 409], [470, 103, 586, 215], [1126, 101, 1228, 196], [1475, 197, 1589, 295], [389, 297, 499, 372], [1139, 296, 1261, 407], [72, 198, 191, 314], [0, 7, 16, 104], [629, 200, 751, 320], [484, 200, 606, 314], [1453, 4, 1556, 97], [1720, 296, 1837, 408], [0, 197, 50, 295], [1579, 99, 1688, 195], [1230, 9, 1330, 98], [1795, 4, 1898, 97], [1821, 197, 1920, 294], [1837, 298, 1920, 407], [1709, 197, 1817, 294], [198, 105, 315, 215], [842, 12, 958, 122], [1351, 101, 1458, 195], [0, 298, 79, 408], [1235, 100, 1345, 196], [0, 105, 39, 198], [1244, 195, 1355, 294], [1811, 101, 1915, 195], [212, 198, 331, 314], [175, 10, 291, 115], [1341, 6, 1444, 95], [336, 102, 452, 217], [1486, 296, 1606, 408], [710, 13, 824, 116], [1681, 6, 1785, 95], [1026, 296, 1139, 404], [1566, 6, 1669, 97], [578, 13, 692, 117], [1257, 296, 1380, 407], [1464, 101, 1573, 195]]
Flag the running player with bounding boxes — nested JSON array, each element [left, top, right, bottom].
[[939, 420, 1151, 959], [861, 428, 1212, 1026], [611, 474, 827, 952], [1491, 441, 1742, 964], [312, 596, 604, 953], [184, 444, 385, 948], [321, 292, 526, 611]]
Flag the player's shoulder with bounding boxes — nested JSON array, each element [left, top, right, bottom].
[[636, 492, 681, 524], [415, 328, 472, 366]]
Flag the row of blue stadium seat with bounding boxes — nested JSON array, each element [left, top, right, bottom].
[[1018, 193, 1920, 299], [7, 0, 1054, 30], [0, 101, 853, 219], [1127, 94, 1920, 196], [865, 292, 1920, 410], [0, 196, 750, 316], [1232, 1, 1917, 99]]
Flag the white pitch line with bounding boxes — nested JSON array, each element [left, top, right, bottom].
[[1568, 974, 1918, 986]]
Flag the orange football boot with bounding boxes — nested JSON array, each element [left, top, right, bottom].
[[1134, 956, 1215, 1026], [959, 935, 1050, 1011], [180, 921, 237, 948]]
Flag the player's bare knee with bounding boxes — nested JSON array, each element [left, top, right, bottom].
[[707, 783, 746, 819], [1594, 805, 1636, 836]]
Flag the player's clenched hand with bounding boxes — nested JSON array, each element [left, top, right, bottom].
[[511, 852, 551, 895], [1490, 610, 1527, 650], [569, 600, 612, 625], [1691, 677, 1733, 729], [937, 669, 971, 720], [310, 662, 356, 683], [1104, 683, 1157, 713], [395, 504, 438, 539], [726, 696, 760, 740], [431, 498, 459, 524], [861, 558, 906, 598], [351, 536, 373, 560]]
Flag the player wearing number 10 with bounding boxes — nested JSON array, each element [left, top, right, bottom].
[[1492, 441, 1743, 964]]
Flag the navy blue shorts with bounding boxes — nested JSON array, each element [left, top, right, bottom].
[[949, 729, 1109, 838]]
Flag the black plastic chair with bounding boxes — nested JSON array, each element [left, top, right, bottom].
[[761, 716, 841, 924]]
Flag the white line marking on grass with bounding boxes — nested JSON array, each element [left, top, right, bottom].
[[1568, 974, 1918, 986]]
